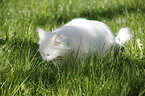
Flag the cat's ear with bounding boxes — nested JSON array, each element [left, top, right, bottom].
[[53, 33, 65, 46], [37, 27, 50, 40]]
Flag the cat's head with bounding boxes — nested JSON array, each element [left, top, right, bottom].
[[37, 28, 69, 61]]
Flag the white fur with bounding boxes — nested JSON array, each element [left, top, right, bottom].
[[38, 18, 131, 61]]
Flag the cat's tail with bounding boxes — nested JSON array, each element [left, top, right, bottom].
[[115, 27, 132, 47]]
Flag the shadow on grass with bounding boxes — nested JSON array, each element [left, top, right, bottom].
[[0, 0, 10, 4], [0, 37, 41, 61], [36, 1, 145, 26], [80, 4, 145, 20]]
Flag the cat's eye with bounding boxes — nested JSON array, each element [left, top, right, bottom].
[[46, 54, 51, 56]]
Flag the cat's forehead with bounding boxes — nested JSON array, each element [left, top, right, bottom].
[[40, 33, 55, 43], [39, 45, 53, 54]]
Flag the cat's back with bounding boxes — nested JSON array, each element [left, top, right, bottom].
[[65, 18, 114, 39], [65, 18, 109, 29]]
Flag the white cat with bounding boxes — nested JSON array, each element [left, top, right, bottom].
[[38, 18, 131, 61]]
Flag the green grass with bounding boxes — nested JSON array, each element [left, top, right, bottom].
[[0, 0, 145, 95]]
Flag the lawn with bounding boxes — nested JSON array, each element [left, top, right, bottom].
[[0, 0, 145, 95]]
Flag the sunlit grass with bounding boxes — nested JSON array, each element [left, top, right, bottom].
[[0, 0, 145, 95]]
